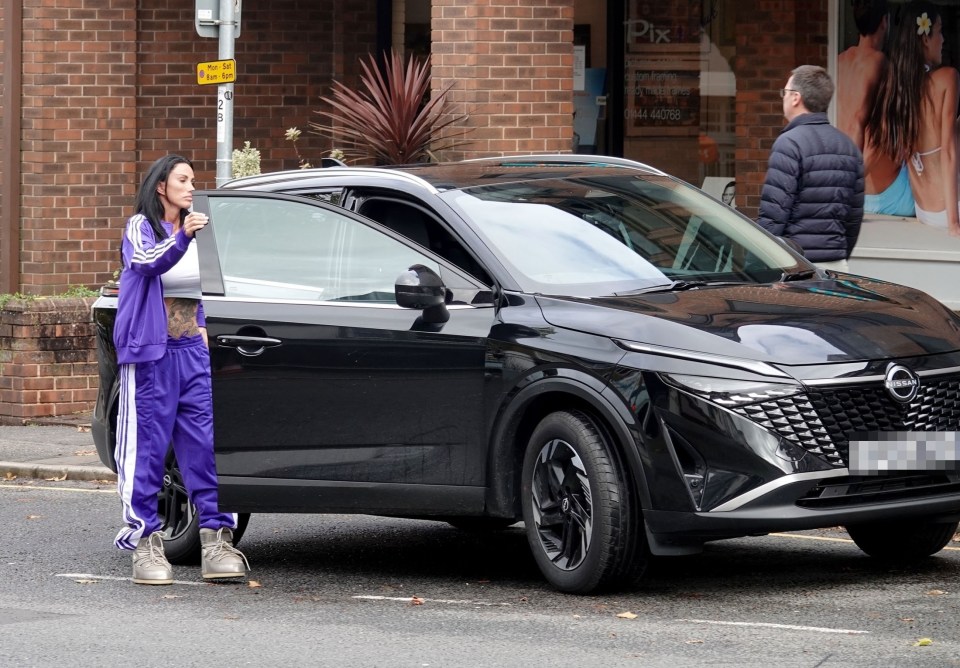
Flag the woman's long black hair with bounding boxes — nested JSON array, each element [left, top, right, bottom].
[[867, 1, 941, 162], [133, 154, 193, 241]]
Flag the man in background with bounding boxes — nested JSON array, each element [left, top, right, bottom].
[[757, 65, 865, 271]]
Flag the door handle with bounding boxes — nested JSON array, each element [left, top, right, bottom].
[[216, 335, 282, 357]]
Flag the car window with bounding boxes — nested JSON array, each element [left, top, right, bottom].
[[355, 197, 493, 286], [443, 175, 800, 296], [207, 196, 440, 303]]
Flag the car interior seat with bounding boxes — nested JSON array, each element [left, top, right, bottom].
[[359, 200, 432, 249]]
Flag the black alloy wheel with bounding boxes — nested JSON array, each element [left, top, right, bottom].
[[158, 447, 250, 564], [521, 410, 646, 594]]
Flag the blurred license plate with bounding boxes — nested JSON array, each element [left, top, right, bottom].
[[848, 432, 960, 474]]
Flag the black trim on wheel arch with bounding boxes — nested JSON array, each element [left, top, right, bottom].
[[486, 373, 653, 518]]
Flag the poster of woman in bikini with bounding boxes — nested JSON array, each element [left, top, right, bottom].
[[838, 1, 960, 235]]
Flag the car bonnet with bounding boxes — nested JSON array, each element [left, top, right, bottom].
[[535, 275, 960, 365]]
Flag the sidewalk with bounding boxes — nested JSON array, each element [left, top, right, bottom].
[[0, 412, 116, 483]]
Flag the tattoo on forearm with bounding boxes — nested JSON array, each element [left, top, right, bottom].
[[165, 298, 201, 338]]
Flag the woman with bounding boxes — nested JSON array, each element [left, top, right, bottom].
[[867, 1, 960, 235], [113, 155, 249, 584]]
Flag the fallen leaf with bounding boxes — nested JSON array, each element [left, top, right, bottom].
[[4, 472, 16, 480], [616, 611, 638, 620], [411, 596, 424, 606], [44, 474, 67, 482], [914, 638, 933, 647], [686, 639, 704, 644], [73, 579, 97, 584], [900, 617, 915, 622], [76, 425, 91, 433], [925, 589, 948, 596], [26, 515, 42, 520], [73, 449, 95, 456], [248, 580, 262, 588]]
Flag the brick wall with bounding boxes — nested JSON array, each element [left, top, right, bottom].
[[136, 0, 377, 179], [431, 0, 575, 160], [0, 297, 97, 423], [1, 4, 6, 253], [734, 0, 828, 219], [19, 0, 138, 297]]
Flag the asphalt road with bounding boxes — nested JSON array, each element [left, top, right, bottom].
[[1, 478, 958, 667]]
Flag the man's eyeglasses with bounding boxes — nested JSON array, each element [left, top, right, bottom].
[[779, 88, 799, 99]]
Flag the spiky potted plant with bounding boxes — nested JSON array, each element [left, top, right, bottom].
[[310, 49, 471, 164]]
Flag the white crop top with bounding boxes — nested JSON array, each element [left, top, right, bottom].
[[161, 239, 202, 298]]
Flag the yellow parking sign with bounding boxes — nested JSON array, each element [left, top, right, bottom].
[[197, 59, 236, 85]]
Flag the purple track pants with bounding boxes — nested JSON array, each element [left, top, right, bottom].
[[114, 334, 236, 550]]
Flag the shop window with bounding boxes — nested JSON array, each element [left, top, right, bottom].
[[621, 1, 736, 202]]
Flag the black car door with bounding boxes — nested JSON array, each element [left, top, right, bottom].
[[193, 191, 495, 514]]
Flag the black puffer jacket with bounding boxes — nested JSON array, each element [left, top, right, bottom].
[[756, 112, 864, 263]]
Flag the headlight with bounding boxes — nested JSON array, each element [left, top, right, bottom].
[[660, 373, 802, 407]]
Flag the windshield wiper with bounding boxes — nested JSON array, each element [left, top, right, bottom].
[[615, 280, 709, 296], [779, 269, 816, 282]]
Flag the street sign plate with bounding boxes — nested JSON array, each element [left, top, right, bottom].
[[196, 0, 242, 38], [197, 59, 236, 85]]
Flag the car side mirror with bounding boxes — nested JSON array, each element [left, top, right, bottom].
[[395, 264, 450, 324]]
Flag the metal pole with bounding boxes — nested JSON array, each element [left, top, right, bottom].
[[215, 0, 236, 187]]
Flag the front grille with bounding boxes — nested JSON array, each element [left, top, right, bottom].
[[730, 375, 960, 468]]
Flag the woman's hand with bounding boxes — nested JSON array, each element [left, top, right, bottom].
[[183, 211, 209, 238]]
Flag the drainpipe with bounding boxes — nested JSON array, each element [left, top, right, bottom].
[[1, 0, 23, 294]]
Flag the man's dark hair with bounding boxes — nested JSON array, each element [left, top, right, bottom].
[[853, 0, 888, 36], [791, 65, 834, 114]]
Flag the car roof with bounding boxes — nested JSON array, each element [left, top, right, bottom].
[[222, 154, 668, 195]]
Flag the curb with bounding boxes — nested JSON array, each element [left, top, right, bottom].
[[0, 461, 116, 483]]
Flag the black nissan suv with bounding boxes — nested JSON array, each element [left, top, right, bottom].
[[92, 155, 960, 593]]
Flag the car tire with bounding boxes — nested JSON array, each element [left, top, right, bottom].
[[520, 410, 645, 594], [845, 519, 959, 561], [159, 447, 251, 564]]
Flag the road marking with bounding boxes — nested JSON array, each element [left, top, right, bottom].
[[354, 595, 511, 606], [677, 619, 869, 634], [770, 532, 855, 544], [56, 573, 207, 587], [772, 531, 960, 551], [0, 483, 114, 494]]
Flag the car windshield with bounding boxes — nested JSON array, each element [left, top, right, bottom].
[[443, 174, 803, 297]]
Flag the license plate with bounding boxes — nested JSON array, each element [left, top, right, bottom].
[[848, 432, 960, 474]]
